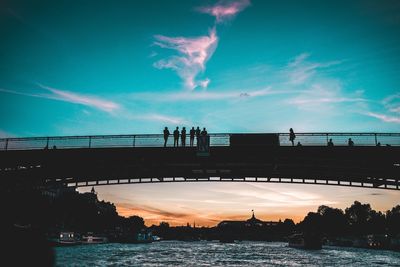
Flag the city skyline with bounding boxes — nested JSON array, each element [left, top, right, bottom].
[[1, 0, 399, 226]]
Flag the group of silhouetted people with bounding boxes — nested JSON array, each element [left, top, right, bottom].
[[163, 126, 208, 147]]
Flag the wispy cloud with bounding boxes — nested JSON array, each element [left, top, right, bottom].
[[383, 93, 400, 113], [365, 112, 400, 123], [286, 53, 341, 85], [197, 0, 251, 23], [287, 83, 367, 111], [153, 28, 218, 90], [37, 84, 120, 113], [363, 93, 400, 124], [0, 85, 120, 113], [136, 114, 188, 125]]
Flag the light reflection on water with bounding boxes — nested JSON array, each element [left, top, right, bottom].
[[55, 241, 400, 267]]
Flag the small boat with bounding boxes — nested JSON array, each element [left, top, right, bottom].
[[288, 233, 322, 250], [81, 232, 108, 244], [53, 232, 80, 246]]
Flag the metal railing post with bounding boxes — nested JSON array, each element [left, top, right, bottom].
[[133, 135, 136, 147], [5, 138, 8, 151], [374, 133, 377, 146], [46, 137, 49, 148], [89, 136, 92, 148], [326, 133, 329, 145]]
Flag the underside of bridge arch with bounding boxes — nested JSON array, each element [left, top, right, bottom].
[[1, 146, 399, 191]]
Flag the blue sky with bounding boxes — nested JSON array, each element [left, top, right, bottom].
[[1, 0, 399, 137], [1, 0, 399, 225]]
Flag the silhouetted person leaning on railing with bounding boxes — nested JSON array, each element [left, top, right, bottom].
[[173, 127, 179, 147], [190, 127, 195, 147], [181, 127, 186, 147], [327, 138, 334, 147], [289, 128, 296, 146], [348, 138, 354, 146], [163, 127, 170, 147]]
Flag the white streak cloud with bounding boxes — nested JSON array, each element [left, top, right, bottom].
[[0, 85, 120, 113], [197, 0, 251, 23], [365, 112, 400, 123], [153, 28, 218, 90], [38, 84, 120, 113]]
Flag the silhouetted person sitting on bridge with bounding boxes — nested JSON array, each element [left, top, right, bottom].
[[289, 128, 296, 146], [201, 127, 208, 136], [348, 138, 354, 146], [297, 141, 302, 146], [173, 127, 179, 147], [328, 138, 334, 147], [190, 127, 195, 146], [181, 127, 186, 147], [163, 127, 170, 147], [376, 142, 381, 146], [52, 145, 57, 149]]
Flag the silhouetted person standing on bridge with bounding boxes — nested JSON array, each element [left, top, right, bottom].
[[173, 127, 179, 147], [201, 127, 208, 136], [195, 126, 201, 145], [181, 127, 186, 147], [190, 127, 195, 146], [163, 127, 170, 147], [348, 138, 354, 146], [328, 138, 334, 147], [289, 128, 296, 146]]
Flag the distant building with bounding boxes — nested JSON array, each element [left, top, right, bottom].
[[41, 186, 77, 199], [218, 210, 279, 228]]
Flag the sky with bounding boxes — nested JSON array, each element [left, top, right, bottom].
[[1, 0, 399, 226]]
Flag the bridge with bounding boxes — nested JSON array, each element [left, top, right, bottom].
[[1, 133, 399, 190]]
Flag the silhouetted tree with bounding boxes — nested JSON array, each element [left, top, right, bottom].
[[317, 205, 348, 237], [345, 201, 371, 235], [300, 212, 323, 234], [386, 205, 400, 236]]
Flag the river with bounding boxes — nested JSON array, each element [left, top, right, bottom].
[[55, 241, 400, 266]]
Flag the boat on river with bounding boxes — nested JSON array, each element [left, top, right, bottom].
[[81, 232, 108, 244], [51, 232, 80, 246], [288, 233, 322, 250]]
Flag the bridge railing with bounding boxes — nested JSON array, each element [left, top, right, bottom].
[[0, 133, 399, 151]]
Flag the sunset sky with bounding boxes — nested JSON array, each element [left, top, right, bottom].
[[1, 0, 399, 226]]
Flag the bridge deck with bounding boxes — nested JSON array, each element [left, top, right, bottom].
[[1, 145, 399, 190], [1, 133, 400, 150]]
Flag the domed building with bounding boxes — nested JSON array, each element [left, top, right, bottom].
[[218, 210, 279, 228]]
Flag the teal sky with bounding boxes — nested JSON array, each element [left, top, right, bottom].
[[1, 0, 399, 225], [1, 0, 399, 137]]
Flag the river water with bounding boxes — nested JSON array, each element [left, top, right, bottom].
[[55, 241, 400, 266]]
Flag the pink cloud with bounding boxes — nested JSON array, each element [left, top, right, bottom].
[[197, 0, 251, 23], [153, 28, 218, 90]]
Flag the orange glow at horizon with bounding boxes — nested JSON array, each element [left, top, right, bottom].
[[79, 182, 400, 228], [115, 203, 305, 227]]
